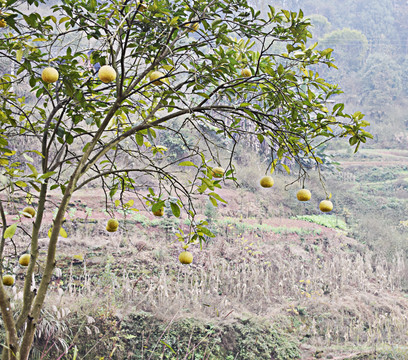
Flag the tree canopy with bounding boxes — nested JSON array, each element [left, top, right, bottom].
[[0, 0, 370, 358]]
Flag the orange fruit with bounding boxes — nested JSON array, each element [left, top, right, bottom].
[[260, 176, 274, 188], [179, 251, 193, 264], [212, 167, 225, 178], [41, 67, 59, 83], [19, 254, 30, 267], [2, 275, 14, 286], [98, 65, 117, 83], [297, 189, 311, 202], [153, 208, 164, 217], [22, 206, 36, 218], [241, 68, 252, 77], [149, 71, 167, 86], [319, 200, 333, 213], [106, 218, 119, 232]]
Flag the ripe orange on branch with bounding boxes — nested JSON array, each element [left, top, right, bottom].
[[241, 68, 252, 77], [106, 218, 119, 232], [149, 71, 168, 86], [41, 67, 59, 83], [212, 167, 225, 178], [297, 189, 311, 202], [98, 65, 117, 83], [2, 275, 14, 286], [19, 254, 31, 267], [260, 176, 274, 188], [319, 200, 333, 213], [153, 208, 164, 217], [22, 206, 36, 218], [179, 251, 193, 264]]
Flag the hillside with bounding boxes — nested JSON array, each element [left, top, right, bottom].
[[3, 150, 408, 359]]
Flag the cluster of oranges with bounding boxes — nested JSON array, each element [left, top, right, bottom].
[[41, 65, 170, 87], [2, 207, 34, 286], [41, 65, 118, 85], [259, 175, 333, 213]]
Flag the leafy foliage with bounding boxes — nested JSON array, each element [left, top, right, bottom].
[[0, 0, 370, 358]]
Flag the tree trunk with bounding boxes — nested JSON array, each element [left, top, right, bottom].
[[0, 286, 19, 360]]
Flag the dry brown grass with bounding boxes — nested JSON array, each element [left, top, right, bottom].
[[15, 221, 404, 352]]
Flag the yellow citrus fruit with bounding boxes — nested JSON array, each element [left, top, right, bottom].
[[149, 71, 167, 86], [19, 254, 30, 267], [179, 251, 193, 264], [297, 189, 311, 202], [241, 68, 252, 77], [41, 67, 59, 83], [2, 275, 14, 286], [106, 218, 119, 232], [0, 19, 6, 28], [22, 206, 36, 218], [98, 65, 117, 83], [260, 176, 274, 188], [186, 22, 199, 32], [319, 200, 333, 213], [153, 208, 164, 217], [212, 167, 225, 178]]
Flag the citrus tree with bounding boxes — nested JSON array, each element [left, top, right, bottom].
[[0, 0, 371, 358]]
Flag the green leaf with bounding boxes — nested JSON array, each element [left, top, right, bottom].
[[16, 49, 23, 62], [270, 159, 278, 174], [198, 226, 215, 238], [169, 16, 179, 26], [209, 197, 217, 207], [4, 223, 17, 239], [27, 163, 38, 177], [208, 192, 227, 204], [26, 150, 45, 158], [125, 199, 134, 208], [349, 136, 358, 146], [135, 133, 144, 146], [179, 161, 196, 167], [109, 185, 118, 198], [320, 48, 333, 57], [23, 153, 34, 163], [160, 341, 176, 355], [170, 203, 181, 218], [152, 201, 165, 213], [195, 92, 210, 99], [59, 16, 70, 24], [15, 181, 27, 187], [281, 163, 291, 174], [39, 171, 56, 180], [211, 18, 222, 29], [66, 133, 74, 145], [277, 147, 284, 159]]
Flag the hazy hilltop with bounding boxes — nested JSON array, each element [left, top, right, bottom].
[[251, 0, 408, 148]]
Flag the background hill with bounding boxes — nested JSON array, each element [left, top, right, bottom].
[[4, 151, 408, 359]]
